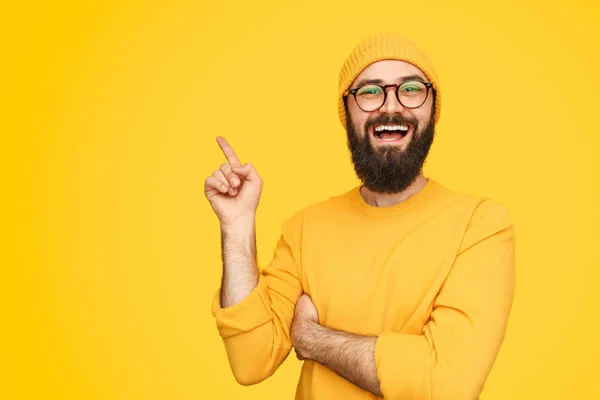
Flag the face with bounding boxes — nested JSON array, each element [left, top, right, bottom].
[[344, 60, 436, 194]]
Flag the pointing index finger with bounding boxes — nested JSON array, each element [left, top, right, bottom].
[[216, 136, 242, 167]]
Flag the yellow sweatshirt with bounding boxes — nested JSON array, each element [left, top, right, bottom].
[[211, 178, 515, 399]]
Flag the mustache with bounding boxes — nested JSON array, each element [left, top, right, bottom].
[[364, 114, 419, 132]]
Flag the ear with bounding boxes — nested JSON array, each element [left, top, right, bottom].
[[431, 91, 437, 121]]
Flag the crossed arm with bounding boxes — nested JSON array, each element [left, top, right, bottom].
[[291, 298, 382, 396]]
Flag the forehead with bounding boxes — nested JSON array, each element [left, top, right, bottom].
[[351, 60, 427, 86]]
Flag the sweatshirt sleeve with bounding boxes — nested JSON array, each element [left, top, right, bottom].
[[211, 215, 304, 386], [374, 200, 516, 400]]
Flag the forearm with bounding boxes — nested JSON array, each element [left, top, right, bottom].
[[213, 216, 306, 385], [220, 217, 259, 308], [305, 323, 382, 396]]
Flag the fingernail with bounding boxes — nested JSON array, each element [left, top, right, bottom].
[[232, 178, 240, 187], [221, 185, 227, 192]]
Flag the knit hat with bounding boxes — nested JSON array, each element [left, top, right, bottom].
[[338, 33, 441, 128]]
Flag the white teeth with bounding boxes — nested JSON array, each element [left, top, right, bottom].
[[374, 124, 409, 132]]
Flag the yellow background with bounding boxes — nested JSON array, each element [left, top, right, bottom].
[[4, 0, 600, 398]]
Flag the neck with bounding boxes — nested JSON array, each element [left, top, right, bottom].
[[360, 172, 428, 208]]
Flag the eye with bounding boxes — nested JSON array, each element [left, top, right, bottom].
[[399, 81, 426, 93], [357, 85, 383, 97]]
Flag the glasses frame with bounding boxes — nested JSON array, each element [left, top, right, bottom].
[[343, 81, 435, 112]]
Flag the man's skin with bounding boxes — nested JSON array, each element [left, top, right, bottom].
[[204, 60, 435, 396]]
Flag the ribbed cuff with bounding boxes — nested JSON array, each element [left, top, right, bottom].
[[211, 277, 273, 339]]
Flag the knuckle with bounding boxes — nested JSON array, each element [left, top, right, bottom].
[[213, 170, 225, 180]]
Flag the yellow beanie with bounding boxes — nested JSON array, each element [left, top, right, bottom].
[[338, 33, 441, 128]]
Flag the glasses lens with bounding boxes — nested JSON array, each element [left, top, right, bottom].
[[355, 85, 385, 111], [397, 81, 428, 108]]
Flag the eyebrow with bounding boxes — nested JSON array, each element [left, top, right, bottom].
[[354, 74, 426, 88]]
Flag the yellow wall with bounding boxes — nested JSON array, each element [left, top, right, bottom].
[[5, 0, 600, 398]]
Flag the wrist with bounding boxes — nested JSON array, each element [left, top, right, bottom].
[[301, 319, 323, 360], [220, 215, 256, 234]]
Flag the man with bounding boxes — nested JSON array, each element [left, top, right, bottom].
[[205, 33, 515, 399]]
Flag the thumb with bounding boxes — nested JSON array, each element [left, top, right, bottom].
[[232, 163, 260, 182]]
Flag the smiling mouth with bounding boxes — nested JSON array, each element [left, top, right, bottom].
[[370, 123, 412, 143]]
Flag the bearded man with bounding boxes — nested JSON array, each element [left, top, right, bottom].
[[205, 33, 515, 400]]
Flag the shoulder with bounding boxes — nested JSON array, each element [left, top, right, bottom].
[[434, 180, 513, 226], [469, 199, 513, 231], [456, 195, 514, 253], [279, 188, 356, 231], [431, 180, 514, 249]]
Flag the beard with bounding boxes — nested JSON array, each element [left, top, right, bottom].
[[346, 110, 435, 194]]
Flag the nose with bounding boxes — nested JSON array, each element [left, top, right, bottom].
[[379, 86, 404, 115]]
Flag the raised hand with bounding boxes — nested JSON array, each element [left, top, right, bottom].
[[204, 136, 263, 227]]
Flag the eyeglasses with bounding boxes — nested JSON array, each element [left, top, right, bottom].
[[343, 81, 434, 112]]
